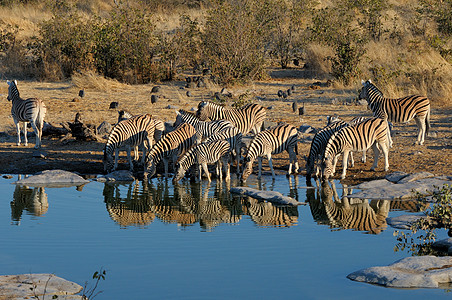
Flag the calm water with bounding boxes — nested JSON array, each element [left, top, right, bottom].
[[0, 174, 450, 300]]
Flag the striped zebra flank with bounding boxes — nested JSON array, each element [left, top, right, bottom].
[[103, 114, 161, 173], [196, 101, 266, 135], [204, 126, 243, 175], [6, 80, 47, 148], [359, 79, 431, 145], [173, 139, 230, 183], [174, 109, 235, 143], [144, 122, 196, 179], [241, 123, 299, 182], [322, 117, 390, 180]]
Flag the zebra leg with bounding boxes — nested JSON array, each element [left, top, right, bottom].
[[163, 158, 169, 178], [341, 150, 350, 179], [370, 143, 380, 171], [361, 149, 367, 163], [223, 157, 231, 182], [13, 119, 21, 146], [415, 116, 426, 145], [29, 121, 41, 148], [217, 160, 223, 181], [332, 155, 339, 175], [348, 151, 354, 168], [197, 163, 202, 182], [387, 126, 393, 148], [126, 145, 134, 171], [258, 157, 263, 179], [268, 154, 275, 179], [379, 140, 389, 171], [114, 148, 119, 170], [202, 163, 211, 182]]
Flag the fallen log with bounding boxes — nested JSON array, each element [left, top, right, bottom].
[[230, 187, 305, 206], [60, 112, 103, 142]]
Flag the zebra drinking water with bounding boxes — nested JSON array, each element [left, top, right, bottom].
[[103, 114, 163, 173], [241, 123, 299, 182], [144, 123, 196, 179], [6, 80, 47, 148], [321, 117, 390, 180], [358, 79, 431, 145], [173, 139, 231, 183]]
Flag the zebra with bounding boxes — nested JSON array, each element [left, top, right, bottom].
[[103, 114, 162, 173], [116, 110, 165, 162], [144, 122, 196, 179], [358, 79, 431, 145], [204, 126, 243, 175], [321, 117, 390, 180], [241, 123, 299, 182], [196, 101, 266, 135], [6, 80, 47, 148], [173, 109, 235, 144], [173, 139, 231, 183]]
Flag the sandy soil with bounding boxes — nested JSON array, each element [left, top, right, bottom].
[[0, 70, 450, 185]]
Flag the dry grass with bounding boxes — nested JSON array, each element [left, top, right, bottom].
[[71, 71, 131, 93]]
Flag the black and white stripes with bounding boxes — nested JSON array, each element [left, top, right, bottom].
[[359, 79, 431, 145], [6, 80, 47, 148], [321, 117, 390, 180], [173, 139, 230, 183], [241, 123, 299, 181], [144, 122, 197, 179], [103, 114, 163, 173], [196, 101, 266, 135]]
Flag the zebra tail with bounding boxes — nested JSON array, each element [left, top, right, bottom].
[[425, 108, 431, 136], [36, 101, 46, 130]]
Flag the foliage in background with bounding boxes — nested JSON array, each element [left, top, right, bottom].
[[394, 185, 452, 256], [202, 0, 276, 84]]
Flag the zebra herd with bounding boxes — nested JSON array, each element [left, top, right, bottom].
[[5, 79, 431, 182]]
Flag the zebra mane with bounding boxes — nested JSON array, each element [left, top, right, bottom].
[[363, 79, 383, 97]]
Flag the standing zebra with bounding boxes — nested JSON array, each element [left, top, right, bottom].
[[204, 126, 243, 175], [173, 109, 235, 144], [196, 101, 266, 135], [359, 79, 431, 145], [173, 139, 231, 183], [144, 123, 196, 179], [103, 114, 163, 173], [241, 123, 299, 182], [6, 80, 47, 148], [321, 117, 390, 180]]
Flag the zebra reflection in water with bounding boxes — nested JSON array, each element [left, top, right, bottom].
[[11, 176, 48, 225], [306, 180, 390, 234], [103, 180, 156, 227]]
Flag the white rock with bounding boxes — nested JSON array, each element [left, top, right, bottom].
[[347, 256, 452, 288], [13, 170, 89, 187], [230, 187, 304, 206], [385, 171, 408, 183], [0, 273, 83, 299], [96, 170, 135, 182], [386, 214, 424, 230], [397, 171, 435, 184]]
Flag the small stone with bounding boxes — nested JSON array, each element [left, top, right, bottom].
[[32, 150, 48, 159], [151, 86, 161, 93], [151, 94, 159, 104], [2, 175, 13, 179], [109, 102, 119, 109]]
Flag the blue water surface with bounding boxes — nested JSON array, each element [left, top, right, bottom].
[[0, 174, 450, 300]]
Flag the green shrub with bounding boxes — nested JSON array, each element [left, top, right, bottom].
[[92, 7, 156, 84], [202, 0, 275, 84], [395, 184, 452, 256]]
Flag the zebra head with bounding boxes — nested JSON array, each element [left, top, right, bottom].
[[196, 101, 210, 121], [305, 155, 315, 178], [103, 148, 115, 174], [240, 157, 254, 182], [173, 162, 186, 184], [144, 159, 157, 179], [358, 79, 372, 101], [321, 154, 335, 180], [6, 80, 18, 101]]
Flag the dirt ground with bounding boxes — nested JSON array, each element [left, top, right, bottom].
[[0, 69, 451, 185]]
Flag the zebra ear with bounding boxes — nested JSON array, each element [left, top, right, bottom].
[[361, 79, 365, 85], [14, 80, 17, 85], [6, 80, 11, 86], [368, 79, 372, 84]]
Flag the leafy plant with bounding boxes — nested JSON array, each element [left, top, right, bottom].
[[81, 268, 107, 300], [394, 184, 452, 256]]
